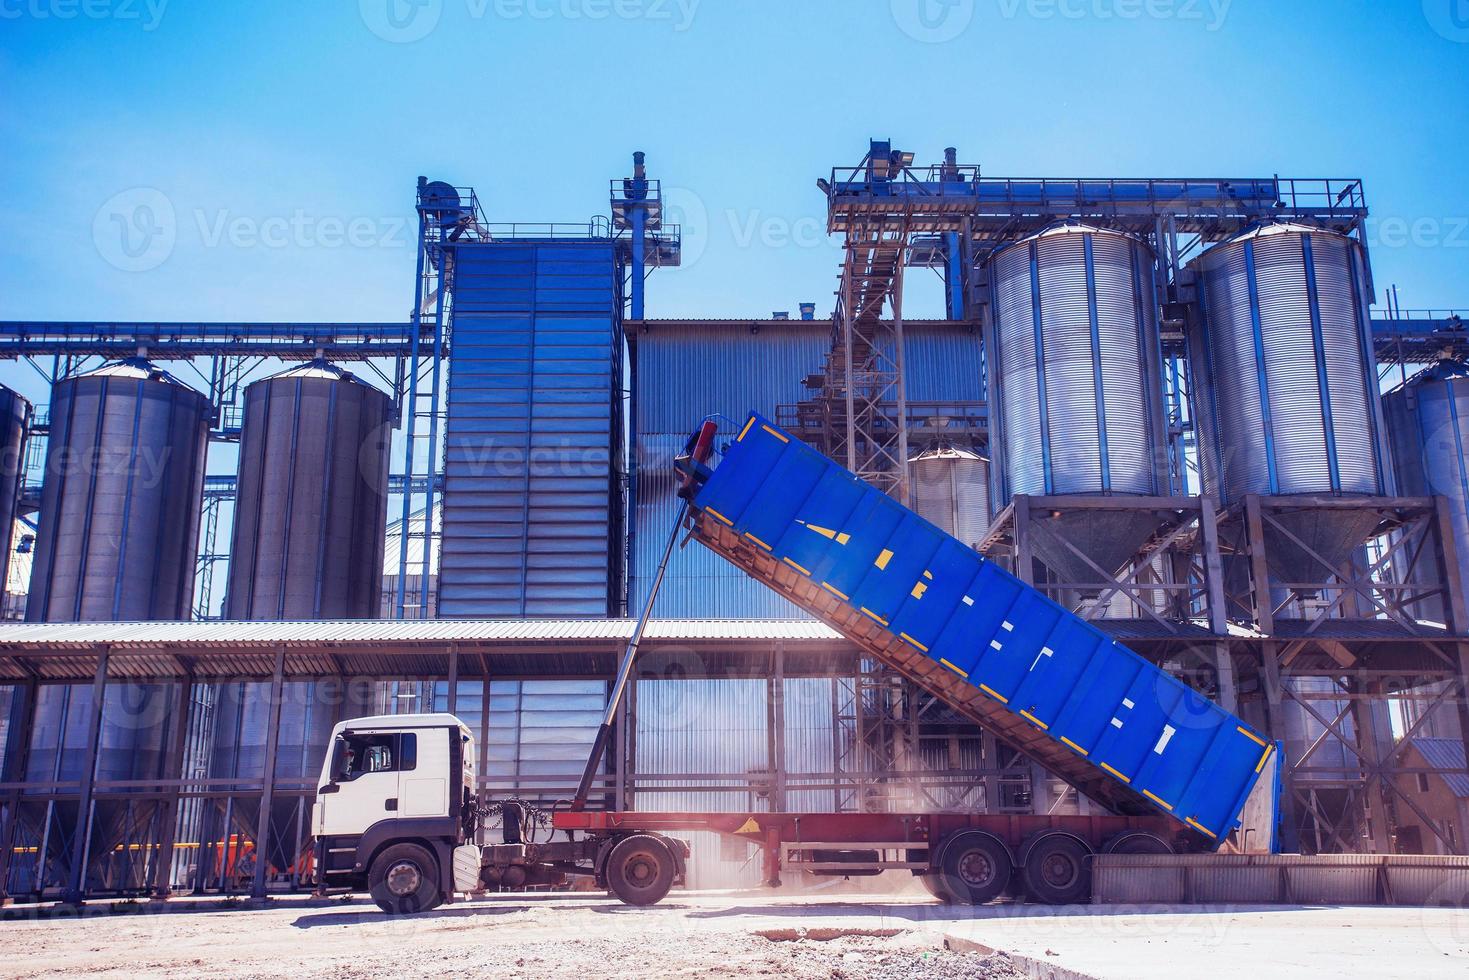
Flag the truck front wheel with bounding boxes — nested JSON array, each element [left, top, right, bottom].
[[605, 834, 675, 906], [369, 843, 444, 915]]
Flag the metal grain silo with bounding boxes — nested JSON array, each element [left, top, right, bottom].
[[1190, 222, 1388, 582], [0, 385, 30, 569], [225, 360, 392, 620], [26, 359, 211, 622], [1384, 360, 1469, 613], [988, 223, 1168, 579], [910, 447, 990, 549]]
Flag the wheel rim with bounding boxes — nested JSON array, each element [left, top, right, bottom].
[[957, 848, 995, 888], [386, 861, 422, 897], [1039, 850, 1080, 890], [621, 849, 660, 889]]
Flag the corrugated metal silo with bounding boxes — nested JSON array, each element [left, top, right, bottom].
[[910, 447, 989, 549], [0, 386, 30, 570], [26, 359, 211, 622], [1384, 359, 1469, 612], [989, 223, 1168, 580], [226, 360, 392, 620], [1190, 222, 1388, 582]]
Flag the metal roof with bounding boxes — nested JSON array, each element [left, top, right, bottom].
[[0, 618, 843, 649], [1407, 738, 1469, 798]]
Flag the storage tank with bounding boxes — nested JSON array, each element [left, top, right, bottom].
[[910, 446, 990, 550], [226, 360, 392, 620], [988, 223, 1168, 580], [26, 359, 211, 622], [0, 385, 30, 573], [1189, 222, 1388, 583], [1384, 359, 1469, 615]]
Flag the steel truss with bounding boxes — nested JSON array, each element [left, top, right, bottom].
[[984, 492, 1469, 855]]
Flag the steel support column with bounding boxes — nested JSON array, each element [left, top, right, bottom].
[[251, 648, 286, 899], [64, 646, 109, 904], [0, 680, 38, 903], [151, 674, 194, 899]]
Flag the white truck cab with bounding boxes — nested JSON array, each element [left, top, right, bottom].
[[312, 714, 476, 913], [312, 713, 686, 914]]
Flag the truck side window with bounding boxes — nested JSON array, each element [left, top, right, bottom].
[[339, 733, 418, 779]]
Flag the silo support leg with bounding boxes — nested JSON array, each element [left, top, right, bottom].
[[64, 648, 110, 904], [251, 650, 286, 900]]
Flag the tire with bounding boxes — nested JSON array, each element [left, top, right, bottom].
[[605, 834, 676, 907], [934, 832, 1012, 906], [1020, 834, 1092, 905], [369, 843, 443, 915], [1105, 832, 1173, 855], [916, 872, 954, 903]]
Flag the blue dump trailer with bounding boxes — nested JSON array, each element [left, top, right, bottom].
[[676, 412, 1276, 855]]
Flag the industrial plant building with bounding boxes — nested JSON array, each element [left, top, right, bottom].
[[1, 143, 1468, 902]]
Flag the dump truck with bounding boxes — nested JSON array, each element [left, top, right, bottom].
[[312, 412, 1278, 913]]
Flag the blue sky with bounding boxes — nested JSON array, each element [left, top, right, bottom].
[[2, 0, 1468, 339]]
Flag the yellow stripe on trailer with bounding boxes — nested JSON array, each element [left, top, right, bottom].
[[823, 582, 849, 600], [860, 607, 889, 626], [1060, 736, 1089, 756], [783, 557, 811, 576], [1142, 789, 1174, 811], [940, 658, 968, 678], [761, 424, 789, 443], [705, 507, 734, 526], [1238, 725, 1268, 747], [1186, 817, 1218, 839], [744, 532, 772, 551], [1255, 745, 1275, 774], [1099, 762, 1131, 784], [737, 417, 756, 442], [900, 632, 929, 652], [1020, 710, 1049, 730], [979, 684, 1008, 704]]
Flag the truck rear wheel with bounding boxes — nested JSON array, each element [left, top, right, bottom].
[[605, 834, 675, 906], [917, 873, 953, 903], [1020, 834, 1092, 905], [369, 843, 443, 915], [934, 832, 1011, 906]]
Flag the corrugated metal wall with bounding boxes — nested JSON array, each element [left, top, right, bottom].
[[629, 321, 983, 617], [440, 241, 623, 617]]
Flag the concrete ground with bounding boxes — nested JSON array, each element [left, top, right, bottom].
[[0, 891, 1466, 979]]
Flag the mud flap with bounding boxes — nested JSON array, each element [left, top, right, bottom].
[[453, 844, 482, 893]]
